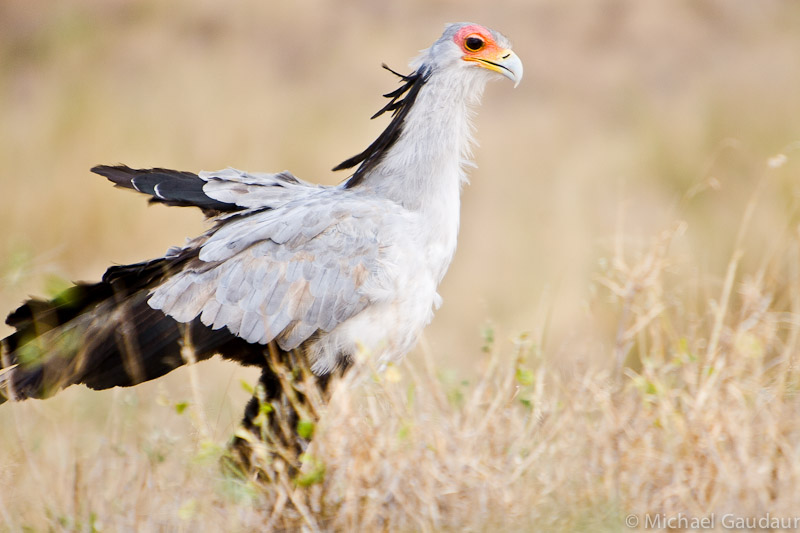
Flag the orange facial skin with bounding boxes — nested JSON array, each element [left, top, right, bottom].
[[453, 24, 504, 57], [452, 23, 519, 85]]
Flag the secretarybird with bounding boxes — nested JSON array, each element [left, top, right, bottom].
[[0, 23, 522, 471]]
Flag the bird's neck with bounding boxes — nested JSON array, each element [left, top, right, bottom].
[[356, 70, 485, 215]]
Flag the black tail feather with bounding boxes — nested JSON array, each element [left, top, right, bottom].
[[1, 252, 258, 401], [0, 199, 338, 474]]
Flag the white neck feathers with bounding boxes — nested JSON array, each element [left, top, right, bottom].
[[354, 66, 486, 213]]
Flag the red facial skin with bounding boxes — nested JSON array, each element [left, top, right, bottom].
[[452, 24, 503, 58]]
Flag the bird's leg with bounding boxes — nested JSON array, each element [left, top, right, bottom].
[[223, 344, 346, 482]]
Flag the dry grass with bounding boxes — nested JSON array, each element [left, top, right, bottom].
[[241, 152, 800, 531], [3, 1, 800, 531]]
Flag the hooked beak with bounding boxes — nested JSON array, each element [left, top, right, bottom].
[[465, 49, 523, 88]]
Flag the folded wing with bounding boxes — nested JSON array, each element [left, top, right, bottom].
[[149, 188, 392, 352]]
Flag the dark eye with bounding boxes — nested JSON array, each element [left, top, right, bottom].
[[465, 36, 484, 52]]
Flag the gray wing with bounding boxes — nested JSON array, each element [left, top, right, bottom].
[[198, 168, 323, 211], [147, 187, 390, 351]]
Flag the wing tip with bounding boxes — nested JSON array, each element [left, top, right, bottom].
[[91, 163, 130, 176]]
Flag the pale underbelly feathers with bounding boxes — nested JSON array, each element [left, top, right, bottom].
[[306, 214, 454, 374], [307, 270, 440, 373]]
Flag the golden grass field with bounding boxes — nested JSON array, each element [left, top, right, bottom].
[[2, 1, 800, 530]]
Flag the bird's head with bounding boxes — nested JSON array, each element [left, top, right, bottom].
[[414, 22, 523, 88]]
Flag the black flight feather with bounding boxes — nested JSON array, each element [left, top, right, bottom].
[[91, 165, 241, 216]]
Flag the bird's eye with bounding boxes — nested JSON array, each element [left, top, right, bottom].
[[465, 35, 485, 52]]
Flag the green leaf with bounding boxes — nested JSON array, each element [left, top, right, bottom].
[[406, 383, 416, 407], [516, 367, 534, 387], [297, 419, 315, 440], [397, 422, 412, 441], [295, 455, 326, 487], [174, 401, 189, 414], [178, 499, 198, 520], [16, 341, 46, 366], [194, 440, 223, 464], [481, 323, 495, 353], [240, 379, 254, 395], [44, 275, 72, 300]]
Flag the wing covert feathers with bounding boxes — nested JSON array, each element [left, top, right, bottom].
[[150, 196, 386, 350]]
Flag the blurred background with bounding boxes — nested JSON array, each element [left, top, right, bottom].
[[1, 0, 800, 521], [3, 0, 799, 362]]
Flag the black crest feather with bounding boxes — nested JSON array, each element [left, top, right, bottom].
[[334, 65, 430, 188]]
